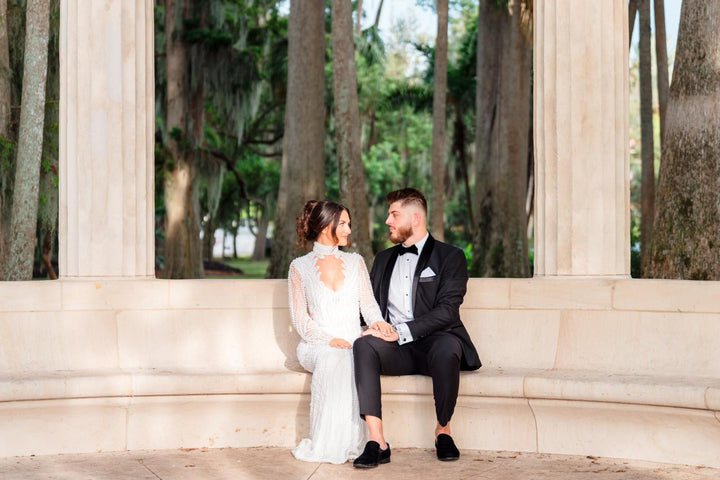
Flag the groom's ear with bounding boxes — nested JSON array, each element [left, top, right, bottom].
[[411, 209, 423, 227]]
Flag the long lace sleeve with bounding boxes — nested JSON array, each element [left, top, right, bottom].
[[288, 262, 333, 345], [357, 256, 384, 325]]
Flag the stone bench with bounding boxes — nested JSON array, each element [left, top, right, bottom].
[[5, 369, 718, 412], [1, 278, 719, 467]]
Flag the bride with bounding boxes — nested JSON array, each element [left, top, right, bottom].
[[288, 200, 390, 464]]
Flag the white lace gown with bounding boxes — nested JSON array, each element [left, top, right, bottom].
[[288, 242, 384, 464]]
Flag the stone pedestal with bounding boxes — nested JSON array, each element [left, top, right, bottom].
[[59, 0, 154, 278], [533, 0, 629, 277]]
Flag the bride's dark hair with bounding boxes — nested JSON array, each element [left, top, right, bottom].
[[296, 200, 351, 249]]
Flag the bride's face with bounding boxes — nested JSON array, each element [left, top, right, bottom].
[[319, 210, 351, 246]]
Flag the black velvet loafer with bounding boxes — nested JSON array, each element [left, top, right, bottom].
[[353, 441, 391, 468], [435, 433, 460, 461]]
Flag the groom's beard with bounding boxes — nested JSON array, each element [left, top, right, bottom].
[[389, 224, 413, 244]]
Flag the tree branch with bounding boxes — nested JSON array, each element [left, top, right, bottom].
[[244, 144, 282, 158], [244, 133, 283, 145], [203, 148, 267, 208]]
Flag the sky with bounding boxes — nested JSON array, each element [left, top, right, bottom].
[[361, 0, 683, 58], [277, 1, 684, 77]]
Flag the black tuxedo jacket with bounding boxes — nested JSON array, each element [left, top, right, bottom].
[[368, 234, 482, 371]]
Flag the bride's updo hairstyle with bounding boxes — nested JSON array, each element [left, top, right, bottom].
[[296, 200, 351, 249]]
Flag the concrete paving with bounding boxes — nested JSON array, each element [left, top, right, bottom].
[[1, 447, 719, 480]]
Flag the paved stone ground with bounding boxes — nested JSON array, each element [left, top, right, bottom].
[[1, 447, 718, 480]]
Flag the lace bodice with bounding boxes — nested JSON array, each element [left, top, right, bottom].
[[288, 242, 383, 345]]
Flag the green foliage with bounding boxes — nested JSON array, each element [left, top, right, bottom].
[[238, 154, 280, 200], [0, 136, 15, 213], [183, 25, 234, 48], [40, 157, 52, 174], [415, 0, 474, 13], [490, 0, 510, 10], [169, 127, 183, 142], [356, 26, 386, 67], [379, 83, 433, 113], [443, 193, 471, 245], [364, 142, 403, 196], [152, 0, 531, 271], [0, 136, 13, 168], [447, 6, 477, 105]]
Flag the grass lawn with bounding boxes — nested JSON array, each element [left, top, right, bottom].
[[212, 256, 269, 279]]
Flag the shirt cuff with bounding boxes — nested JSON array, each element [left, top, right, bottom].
[[394, 323, 413, 345]]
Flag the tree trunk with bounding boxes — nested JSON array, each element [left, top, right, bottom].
[[199, 157, 224, 263], [4, 0, 50, 280], [232, 229, 238, 259], [628, 0, 639, 44], [232, 211, 241, 259], [0, 0, 11, 274], [202, 215, 215, 261], [473, 0, 501, 276], [638, 0, 655, 273], [452, 106, 474, 234], [654, 0, 669, 146], [367, 109, 376, 152], [374, 0, 384, 29], [163, 163, 204, 278], [162, 0, 204, 278], [430, 0, 448, 241], [221, 229, 228, 259], [251, 213, 269, 261], [355, 0, 363, 35], [332, 0, 373, 265], [267, 0, 326, 278], [0, 0, 10, 139], [646, 0, 720, 279], [471, 0, 531, 278], [37, 0, 59, 279], [525, 112, 534, 234]]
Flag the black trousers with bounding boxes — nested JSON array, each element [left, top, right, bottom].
[[353, 331, 463, 427]]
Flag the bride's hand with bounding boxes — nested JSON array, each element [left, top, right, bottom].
[[361, 328, 384, 338], [329, 337, 352, 349], [370, 320, 395, 335]]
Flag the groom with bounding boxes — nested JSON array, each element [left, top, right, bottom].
[[353, 188, 481, 468]]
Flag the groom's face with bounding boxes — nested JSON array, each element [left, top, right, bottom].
[[386, 201, 413, 244]]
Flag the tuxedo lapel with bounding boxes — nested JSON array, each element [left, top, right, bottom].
[[411, 234, 435, 312]]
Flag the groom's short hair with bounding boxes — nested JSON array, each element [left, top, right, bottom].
[[386, 188, 427, 215]]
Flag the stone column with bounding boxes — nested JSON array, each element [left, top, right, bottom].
[[59, 0, 154, 278], [533, 0, 630, 277]]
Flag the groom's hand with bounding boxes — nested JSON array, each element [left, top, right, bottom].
[[370, 321, 395, 335], [362, 327, 399, 343]]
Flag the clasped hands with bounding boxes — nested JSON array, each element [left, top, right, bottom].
[[361, 320, 399, 342], [329, 321, 398, 349]]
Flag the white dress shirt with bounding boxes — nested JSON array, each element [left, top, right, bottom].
[[387, 233, 429, 344]]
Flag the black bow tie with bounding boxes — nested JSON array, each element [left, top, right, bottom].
[[398, 244, 418, 256]]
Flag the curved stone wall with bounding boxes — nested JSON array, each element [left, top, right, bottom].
[[1, 278, 719, 466]]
